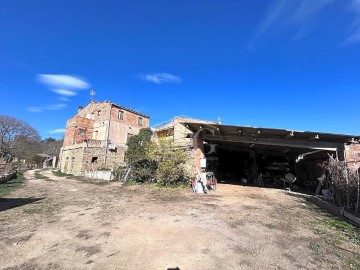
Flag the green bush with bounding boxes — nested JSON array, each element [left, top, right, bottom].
[[147, 138, 189, 186], [122, 128, 156, 182], [116, 128, 189, 185]]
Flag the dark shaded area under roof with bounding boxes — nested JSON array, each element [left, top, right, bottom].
[[182, 122, 360, 157]]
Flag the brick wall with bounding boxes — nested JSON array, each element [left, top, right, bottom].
[[346, 144, 360, 168], [109, 105, 150, 145], [63, 116, 95, 147]]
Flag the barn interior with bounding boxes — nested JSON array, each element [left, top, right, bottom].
[[184, 122, 356, 193]]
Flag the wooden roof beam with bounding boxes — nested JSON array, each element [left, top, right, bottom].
[[202, 134, 342, 151]]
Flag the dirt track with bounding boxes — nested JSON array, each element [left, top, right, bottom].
[[0, 170, 359, 270]]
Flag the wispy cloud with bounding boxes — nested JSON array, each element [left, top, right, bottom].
[[249, 0, 334, 46], [344, 0, 360, 44], [48, 128, 66, 134], [27, 103, 67, 113], [51, 89, 77, 96], [140, 73, 181, 84], [58, 96, 70, 101], [38, 74, 90, 89]]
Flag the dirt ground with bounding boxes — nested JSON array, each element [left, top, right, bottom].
[[0, 170, 359, 270]]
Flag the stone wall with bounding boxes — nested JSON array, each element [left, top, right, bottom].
[[60, 145, 126, 176], [60, 146, 85, 175], [60, 100, 150, 176]]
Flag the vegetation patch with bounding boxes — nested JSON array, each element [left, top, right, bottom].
[[34, 170, 50, 180], [0, 171, 25, 197], [85, 180, 112, 186], [265, 223, 278, 230], [347, 255, 360, 270], [52, 170, 72, 177], [320, 216, 360, 246], [307, 201, 360, 268], [22, 200, 55, 215], [309, 241, 322, 253]]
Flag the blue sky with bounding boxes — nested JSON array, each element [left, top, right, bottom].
[[1, 0, 360, 139]]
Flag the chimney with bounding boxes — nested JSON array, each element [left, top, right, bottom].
[[78, 106, 83, 113]]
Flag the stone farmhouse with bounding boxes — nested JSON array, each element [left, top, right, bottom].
[[59, 99, 360, 194], [59, 100, 149, 175]]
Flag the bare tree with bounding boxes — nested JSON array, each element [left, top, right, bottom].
[[0, 115, 40, 159], [41, 137, 63, 157]]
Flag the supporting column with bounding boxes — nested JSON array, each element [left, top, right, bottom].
[[336, 144, 346, 161], [193, 132, 205, 173]]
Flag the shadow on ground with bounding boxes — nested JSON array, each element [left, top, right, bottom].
[[0, 197, 44, 212]]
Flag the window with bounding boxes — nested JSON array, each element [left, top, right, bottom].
[[138, 117, 143, 126], [97, 110, 101, 117], [118, 110, 124, 120], [79, 128, 86, 136], [91, 157, 98, 163]]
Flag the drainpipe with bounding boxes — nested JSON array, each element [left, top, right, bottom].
[[104, 103, 112, 165]]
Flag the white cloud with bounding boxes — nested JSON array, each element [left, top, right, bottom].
[[250, 0, 334, 45], [52, 89, 77, 96], [27, 103, 67, 113], [49, 128, 66, 134], [141, 73, 181, 84], [38, 74, 90, 89]]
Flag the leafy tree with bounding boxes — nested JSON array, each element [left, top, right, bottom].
[[147, 138, 189, 185], [124, 128, 156, 182]]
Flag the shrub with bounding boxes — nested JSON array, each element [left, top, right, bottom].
[[147, 138, 189, 186]]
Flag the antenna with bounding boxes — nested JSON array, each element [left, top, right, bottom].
[[90, 89, 96, 101]]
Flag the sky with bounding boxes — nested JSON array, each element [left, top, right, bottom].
[[0, 0, 360, 139]]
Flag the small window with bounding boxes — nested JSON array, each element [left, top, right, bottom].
[[97, 110, 101, 117], [118, 110, 124, 120], [91, 157, 98, 163], [79, 128, 86, 136], [138, 117, 143, 126], [127, 133, 133, 140]]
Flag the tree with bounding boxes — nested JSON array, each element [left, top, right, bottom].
[[41, 137, 63, 157], [125, 128, 153, 164], [147, 138, 189, 185], [0, 115, 40, 160], [124, 128, 156, 182]]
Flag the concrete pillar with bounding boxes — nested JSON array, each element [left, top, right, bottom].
[[337, 144, 346, 161]]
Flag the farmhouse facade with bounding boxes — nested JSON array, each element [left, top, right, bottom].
[[59, 100, 149, 175]]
